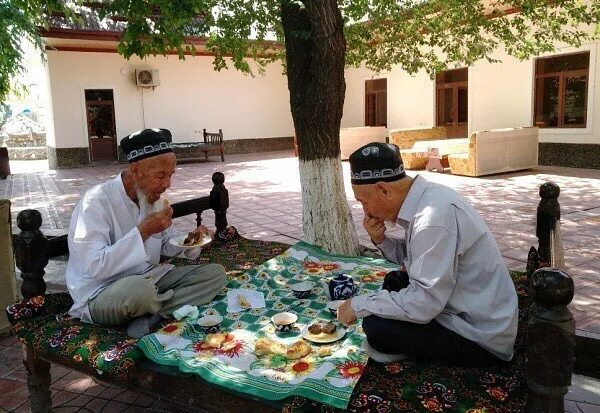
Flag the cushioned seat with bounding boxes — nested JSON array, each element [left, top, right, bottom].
[[448, 127, 539, 177], [8, 270, 532, 412], [7, 293, 143, 374], [389, 126, 449, 169], [398, 148, 429, 170]]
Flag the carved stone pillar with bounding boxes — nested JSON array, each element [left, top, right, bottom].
[[526, 267, 575, 413], [210, 172, 229, 233], [14, 209, 48, 298]]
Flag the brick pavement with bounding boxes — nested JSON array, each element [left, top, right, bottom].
[[1, 152, 599, 411]]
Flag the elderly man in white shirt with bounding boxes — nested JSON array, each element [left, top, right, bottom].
[[66, 129, 227, 337], [337, 142, 518, 367]]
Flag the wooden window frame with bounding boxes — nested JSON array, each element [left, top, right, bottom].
[[534, 54, 590, 129]]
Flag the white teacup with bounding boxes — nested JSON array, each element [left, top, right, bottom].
[[271, 312, 298, 332], [197, 315, 223, 333]]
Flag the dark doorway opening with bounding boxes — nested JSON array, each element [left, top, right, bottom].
[[85, 89, 118, 162]]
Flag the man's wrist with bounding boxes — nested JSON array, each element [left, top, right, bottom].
[[351, 295, 372, 318], [137, 224, 149, 241], [371, 235, 385, 246]]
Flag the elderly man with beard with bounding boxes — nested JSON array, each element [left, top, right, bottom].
[[65, 129, 226, 338], [336, 142, 518, 367]]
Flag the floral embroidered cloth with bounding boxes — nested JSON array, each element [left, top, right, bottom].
[[5, 236, 290, 376], [137, 241, 400, 409], [282, 271, 531, 413]]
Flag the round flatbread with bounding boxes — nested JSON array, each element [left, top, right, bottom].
[[286, 339, 311, 360]]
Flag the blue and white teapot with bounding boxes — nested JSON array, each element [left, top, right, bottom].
[[321, 274, 356, 300]]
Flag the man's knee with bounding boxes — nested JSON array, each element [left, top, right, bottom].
[[362, 315, 392, 347], [362, 315, 385, 341], [190, 263, 227, 287], [120, 277, 162, 317]]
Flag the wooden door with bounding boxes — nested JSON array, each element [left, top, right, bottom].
[[436, 69, 468, 138], [365, 78, 387, 127], [85, 89, 118, 161]]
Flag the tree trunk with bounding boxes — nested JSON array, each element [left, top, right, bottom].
[[281, 0, 361, 255]]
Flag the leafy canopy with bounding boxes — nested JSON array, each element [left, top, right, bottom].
[[1, 0, 600, 102]]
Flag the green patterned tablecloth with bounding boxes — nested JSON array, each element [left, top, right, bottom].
[[137, 241, 399, 409]]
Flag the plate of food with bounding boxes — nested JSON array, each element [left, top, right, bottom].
[[169, 231, 213, 249], [301, 322, 346, 344]]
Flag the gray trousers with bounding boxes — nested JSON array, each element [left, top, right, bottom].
[[89, 264, 227, 326]]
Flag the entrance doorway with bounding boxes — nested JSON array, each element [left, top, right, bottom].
[[85, 89, 117, 162], [436, 68, 468, 138], [365, 78, 387, 127]]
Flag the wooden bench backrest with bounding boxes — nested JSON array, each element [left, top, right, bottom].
[[203, 129, 224, 146]]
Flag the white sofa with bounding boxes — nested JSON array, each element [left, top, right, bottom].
[[448, 127, 539, 177], [340, 126, 387, 160]]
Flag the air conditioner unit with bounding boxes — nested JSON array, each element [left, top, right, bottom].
[[135, 69, 160, 87]]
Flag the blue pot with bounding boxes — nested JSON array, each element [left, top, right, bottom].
[[327, 274, 355, 300]]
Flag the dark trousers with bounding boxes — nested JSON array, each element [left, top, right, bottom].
[[362, 271, 505, 367]]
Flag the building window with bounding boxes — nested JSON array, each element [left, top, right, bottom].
[[436, 68, 468, 138], [365, 78, 387, 127], [534, 51, 590, 128]]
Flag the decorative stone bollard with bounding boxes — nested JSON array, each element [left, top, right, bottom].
[[526, 267, 575, 413], [210, 172, 229, 233], [14, 209, 52, 413], [14, 209, 48, 298], [536, 182, 561, 267]]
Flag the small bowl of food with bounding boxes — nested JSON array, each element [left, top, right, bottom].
[[290, 281, 315, 299], [271, 312, 298, 332], [326, 300, 345, 317], [197, 315, 223, 334]]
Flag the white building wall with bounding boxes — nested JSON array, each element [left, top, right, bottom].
[[342, 41, 600, 146], [342, 66, 434, 130], [45, 51, 294, 149]]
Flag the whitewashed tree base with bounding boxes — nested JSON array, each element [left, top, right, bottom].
[[299, 157, 361, 256]]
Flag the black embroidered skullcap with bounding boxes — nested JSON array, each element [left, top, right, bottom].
[[349, 142, 405, 185], [120, 128, 173, 163]]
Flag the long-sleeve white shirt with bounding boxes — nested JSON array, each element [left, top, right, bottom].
[[66, 173, 200, 322], [351, 176, 518, 360]]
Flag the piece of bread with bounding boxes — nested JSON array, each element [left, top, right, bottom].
[[183, 231, 203, 246], [323, 323, 337, 334], [317, 346, 333, 357], [238, 294, 251, 309], [205, 333, 228, 349], [254, 338, 285, 356], [286, 340, 311, 360], [308, 324, 323, 334]]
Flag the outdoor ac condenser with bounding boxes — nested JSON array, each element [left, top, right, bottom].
[[135, 69, 160, 87]]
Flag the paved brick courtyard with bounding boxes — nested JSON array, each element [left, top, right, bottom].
[[1, 151, 599, 411]]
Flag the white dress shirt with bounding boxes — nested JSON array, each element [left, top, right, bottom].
[[351, 176, 518, 360], [66, 173, 200, 322]]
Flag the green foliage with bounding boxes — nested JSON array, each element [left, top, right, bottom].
[[0, 102, 11, 127], [342, 0, 600, 77], [0, 0, 73, 102], [97, 0, 600, 78], [1, 0, 599, 101]]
